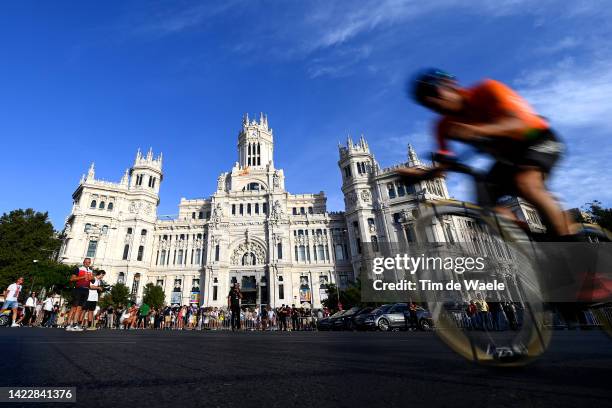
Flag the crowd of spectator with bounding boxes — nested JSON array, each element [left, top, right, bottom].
[[89, 304, 325, 331], [461, 293, 520, 331]]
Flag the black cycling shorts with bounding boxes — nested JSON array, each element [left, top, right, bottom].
[[72, 287, 89, 307], [85, 300, 97, 311], [479, 129, 564, 206]]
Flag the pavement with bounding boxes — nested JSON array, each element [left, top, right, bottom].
[[0, 328, 611, 408]]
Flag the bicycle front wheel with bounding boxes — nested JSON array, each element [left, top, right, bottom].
[[413, 204, 551, 366]]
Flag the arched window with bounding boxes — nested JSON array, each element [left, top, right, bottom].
[[117, 272, 125, 284], [243, 182, 264, 192], [137, 245, 144, 261], [141, 229, 147, 236], [86, 240, 97, 257], [90, 200, 97, 208], [99, 201, 105, 209], [84, 223, 92, 233], [107, 202, 114, 211], [101, 225, 108, 234], [277, 242, 283, 259], [334, 244, 344, 260], [195, 248, 201, 265], [122, 244, 130, 260], [131, 273, 140, 295], [387, 183, 396, 199]]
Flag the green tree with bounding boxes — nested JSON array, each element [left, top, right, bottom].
[[322, 283, 339, 310], [322, 280, 362, 311], [585, 200, 612, 231], [0, 209, 69, 295], [142, 283, 165, 309], [99, 283, 130, 309]]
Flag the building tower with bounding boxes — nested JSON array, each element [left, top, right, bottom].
[[131, 148, 163, 196], [60, 148, 164, 302], [237, 113, 274, 169], [338, 135, 377, 273]]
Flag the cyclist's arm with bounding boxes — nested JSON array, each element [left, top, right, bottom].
[[449, 115, 531, 141]]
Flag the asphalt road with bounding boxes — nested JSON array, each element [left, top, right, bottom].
[[0, 328, 610, 408]]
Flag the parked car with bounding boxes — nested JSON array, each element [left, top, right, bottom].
[[359, 304, 393, 331], [364, 303, 434, 331], [317, 310, 345, 331], [330, 307, 368, 331], [330, 308, 358, 330], [334, 307, 373, 331]]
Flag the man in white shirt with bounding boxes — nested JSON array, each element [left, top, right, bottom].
[[24, 292, 37, 326], [83, 270, 105, 330], [2, 277, 24, 327], [42, 295, 55, 327]]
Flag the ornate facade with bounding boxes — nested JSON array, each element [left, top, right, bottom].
[[60, 114, 544, 308], [60, 114, 352, 308]]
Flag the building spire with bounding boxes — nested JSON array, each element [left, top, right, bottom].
[[407, 144, 421, 167], [86, 162, 95, 181], [359, 133, 368, 148], [120, 168, 129, 186]]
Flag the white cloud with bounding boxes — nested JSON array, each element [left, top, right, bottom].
[[129, 1, 240, 36], [516, 57, 612, 130], [307, 45, 373, 78]]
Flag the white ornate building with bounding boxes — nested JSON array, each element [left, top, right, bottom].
[[60, 114, 544, 308], [60, 114, 353, 308]]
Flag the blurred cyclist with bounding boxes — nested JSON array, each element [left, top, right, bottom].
[[406, 68, 570, 237]]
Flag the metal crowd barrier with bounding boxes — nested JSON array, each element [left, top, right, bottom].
[[198, 314, 318, 331]]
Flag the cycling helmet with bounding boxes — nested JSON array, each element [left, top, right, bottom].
[[411, 68, 456, 106]]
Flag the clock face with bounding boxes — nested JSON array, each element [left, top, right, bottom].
[[360, 190, 371, 202]]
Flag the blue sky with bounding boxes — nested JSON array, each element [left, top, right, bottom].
[[1, 1, 611, 229]]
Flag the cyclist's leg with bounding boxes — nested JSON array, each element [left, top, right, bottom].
[[514, 168, 570, 236], [514, 129, 569, 236], [480, 162, 521, 223]]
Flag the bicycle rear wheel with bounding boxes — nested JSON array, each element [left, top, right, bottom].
[[413, 204, 551, 366], [576, 225, 612, 336]]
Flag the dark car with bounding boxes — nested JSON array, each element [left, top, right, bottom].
[[317, 310, 345, 331], [334, 307, 373, 331]]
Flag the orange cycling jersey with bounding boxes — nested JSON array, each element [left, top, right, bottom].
[[436, 79, 548, 152]]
